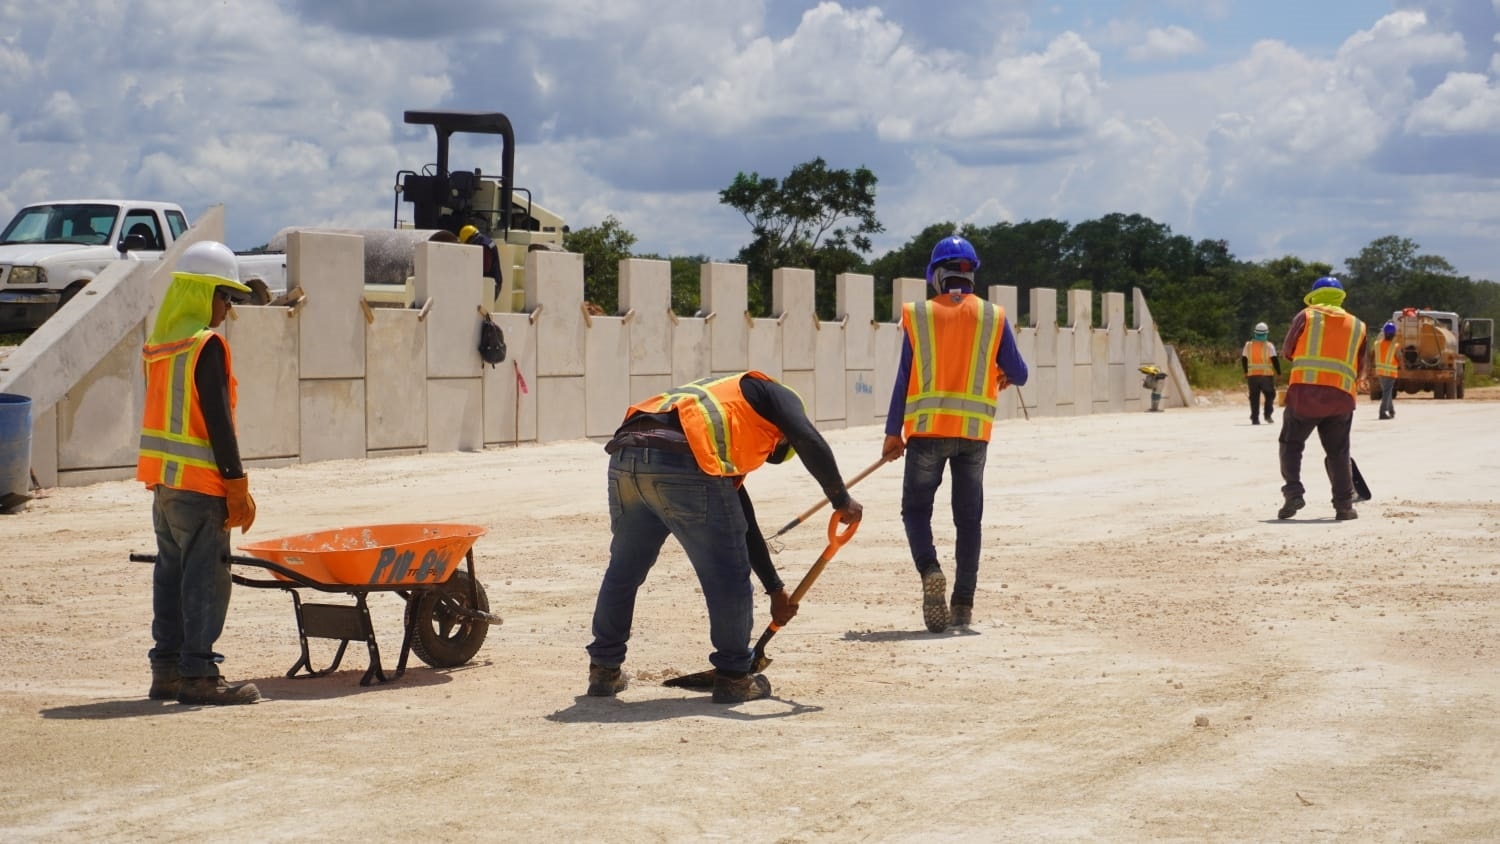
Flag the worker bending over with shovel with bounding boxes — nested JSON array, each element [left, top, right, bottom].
[[883, 235, 1028, 633], [586, 371, 863, 704]]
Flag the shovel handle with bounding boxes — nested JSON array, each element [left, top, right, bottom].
[[768, 457, 888, 540]]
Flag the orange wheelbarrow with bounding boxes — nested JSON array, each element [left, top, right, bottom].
[[132, 523, 500, 686]]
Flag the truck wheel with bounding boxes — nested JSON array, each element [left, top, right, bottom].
[[58, 282, 88, 309]]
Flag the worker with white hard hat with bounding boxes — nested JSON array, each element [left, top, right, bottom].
[[1242, 321, 1281, 425]]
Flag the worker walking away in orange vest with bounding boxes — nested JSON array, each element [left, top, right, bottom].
[[1372, 321, 1400, 420], [586, 371, 863, 704], [1277, 276, 1368, 522], [1242, 321, 1280, 425], [881, 235, 1029, 633], [136, 241, 261, 706]]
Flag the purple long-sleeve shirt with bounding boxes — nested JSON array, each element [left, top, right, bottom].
[[884, 306, 1029, 437]]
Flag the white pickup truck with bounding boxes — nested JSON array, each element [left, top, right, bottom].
[[0, 199, 191, 331]]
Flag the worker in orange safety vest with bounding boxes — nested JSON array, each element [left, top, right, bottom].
[[1372, 321, 1400, 420], [1242, 321, 1281, 425]]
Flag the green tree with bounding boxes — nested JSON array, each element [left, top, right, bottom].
[[719, 157, 883, 317], [563, 215, 637, 313]]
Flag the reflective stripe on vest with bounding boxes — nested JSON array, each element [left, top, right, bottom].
[[1374, 337, 1400, 378], [902, 296, 1004, 441], [1289, 306, 1365, 397], [623, 370, 784, 477], [1244, 340, 1274, 377], [137, 330, 234, 495]]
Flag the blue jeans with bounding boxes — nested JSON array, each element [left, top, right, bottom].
[[587, 447, 755, 674], [1379, 376, 1396, 417], [149, 486, 233, 678], [901, 437, 989, 606], [1279, 409, 1355, 507]]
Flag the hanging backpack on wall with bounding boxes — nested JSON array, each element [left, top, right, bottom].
[[478, 313, 507, 366]]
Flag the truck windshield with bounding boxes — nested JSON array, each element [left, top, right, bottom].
[[0, 204, 120, 245]]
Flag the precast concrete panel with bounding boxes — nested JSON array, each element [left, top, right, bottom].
[[702, 263, 748, 373], [814, 322, 846, 423], [629, 375, 673, 407], [990, 285, 1019, 319], [1028, 288, 1058, 367], [483, 312, 536, 446], [873, 323, 901, 425], [1124, 331, 1143, 413], [748, 318, 782, 380], [291, 231, 366, 380], [30, 405, 58, 488], [1109, 362, 1128, 412], [837, 273, 875, 370], [300, 379, 365, 462], [846, 370, 877, 430], [1091, 331, 1112, 414], [620, 259, 672, 376], [537, 375, 586, 443], [229, 306, 300, 459], [415, 241, 484, 379], [1055, 327, 1076, 415], [528, 250, 586, 377], [1012, 327, 1039, 421], [893, 278, 926, 321], [1105, 292, 1127, 364], [57, 329, 141, 471], [774, 268, 817, 370], [781, 370, 815, 426], [428, 378, 483, 453], [671, 317, 710, 385], [1068, 290, 1095, 417], [585, 316, 630, 438], [366, 309, 427, 451], [1030, 364, 1059, 417]]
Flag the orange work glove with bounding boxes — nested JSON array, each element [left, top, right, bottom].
[[223, 475, 256, 534], [770, 587, 799, 627]]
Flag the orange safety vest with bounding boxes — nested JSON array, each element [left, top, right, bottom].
[[137, 330, 237, 496], [1243, 340, 1275, 377], [623, 371, 784, 477], [1289, 306, 1365, 397], [1373, 336, 1400, 379], [900, 294, 1005, 441]]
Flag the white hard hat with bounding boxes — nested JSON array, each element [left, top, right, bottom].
[[174, 241, 250, 292], [1254, 322, 1268, 333]]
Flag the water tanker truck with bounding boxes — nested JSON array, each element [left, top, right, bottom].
[[1371, 308, 1494, 400]]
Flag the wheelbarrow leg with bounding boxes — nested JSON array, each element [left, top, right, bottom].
[[286, 590, 351, 679]]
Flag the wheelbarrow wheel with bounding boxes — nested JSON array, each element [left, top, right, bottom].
[[406, 570, 491, 668]]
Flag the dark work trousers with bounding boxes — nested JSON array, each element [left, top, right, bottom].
[[1247, 375, 1276, 422], [1278, 409, 1355, 507]]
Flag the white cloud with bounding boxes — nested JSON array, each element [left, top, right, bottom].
[[1406, 72, 1500, 133], [1126, 26, 1206, 62]]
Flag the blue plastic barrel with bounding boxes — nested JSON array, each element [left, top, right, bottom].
[[0, 393, 33, 500]]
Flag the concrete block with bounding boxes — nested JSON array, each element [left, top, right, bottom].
[[30, 404, 57, 488], [537, 375, 586, 442], [990, 284, 1019, 320], [628, 375, 672, 407], [300, 379, 366, 462], [585, 316, 631, 438], [671, 317, 710, 385], [846, 370, 878, 431], [366, 308, 427, 451], [428, 377, 484, 453], [57, 328, 143, 472], [781, 370, 815, 424], [814, 322, 846, 423], [529, 250, 586, 377], [839, 273, 876, 371], [620, 259, 672, 376], [873, 323, 901, 425], [892, 278, 926, 321], [1055, 327, 1076, 415], [291, 231, 366, 380], [228, 305, 300, 459], [1105, 292, 1126, 364], [703, 263, 748, 373], [1092, 331, 1112, 414], [1029, 287, 1058, 366], [1124, 330, 1143, 412], [483, 312, 536, 446], [748, 318, 782, 380], [415, 240, 484, 379], [774, 268, 817, 371], [1072, 362, 1094, 415], [1030, 362, 1058, 417]]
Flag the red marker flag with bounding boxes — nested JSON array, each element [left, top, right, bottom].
[[513, 361, 529, 395]]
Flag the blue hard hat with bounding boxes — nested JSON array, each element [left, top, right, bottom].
[[927, 235, 980, 286], [1311, 276, 1343, 292], [1383, 321, 1396, 336]]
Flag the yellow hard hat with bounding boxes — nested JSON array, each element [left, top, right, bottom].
[[458, 225, 478, 243]]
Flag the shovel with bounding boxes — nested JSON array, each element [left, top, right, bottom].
[[766, 456, 888, 542], [663, 512, 860, 689], [1352, 458, 1372, 502]]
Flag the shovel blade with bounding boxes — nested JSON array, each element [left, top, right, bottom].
[[660, 653, 774, 690]]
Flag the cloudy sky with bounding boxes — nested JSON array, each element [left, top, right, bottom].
[[4, 1, 1500, 283]]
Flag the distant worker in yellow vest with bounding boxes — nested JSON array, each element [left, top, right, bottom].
[[137, 241, 261, 706], [586, 372, 863, 704], [1372, 321, 1400, 420], [1242, 321, 1281, 425], [1277, 276, 1368, 522], [882, 235, 1029, 633], [458, 224, 502, 304]]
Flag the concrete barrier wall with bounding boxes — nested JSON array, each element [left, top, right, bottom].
[[0, 226, 1186, 488]]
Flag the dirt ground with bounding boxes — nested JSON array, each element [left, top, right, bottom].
[[2, 387, 1498, 842]]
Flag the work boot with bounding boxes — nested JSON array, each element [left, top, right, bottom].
[[1335, 506, 1358, 521], [1276, 496, 1305, 520], [1264, 413, 1273, 423], [1250, 418, 1260, 425], [586, 664, 628, 697], [148, 664, 180, 701], [712, 671, 771, 704], [922, 569, 950, 633], [950, 601, 973, 628], [176, 676, 260, 706]]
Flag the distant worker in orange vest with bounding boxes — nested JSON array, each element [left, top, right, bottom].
[[1372, 321, 1400, 420], [882, 235, 1028, 633], [1277, 276, 1368, 521], [586, 372, 863, 704], [1242, 321, 1281, 425], [136, 241, 261, 706], [459, 224, 502, 304]]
